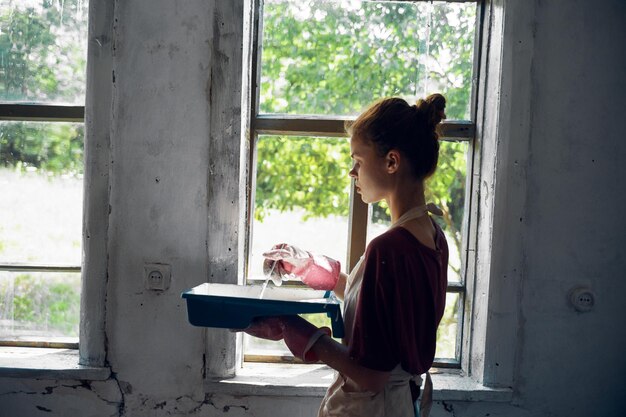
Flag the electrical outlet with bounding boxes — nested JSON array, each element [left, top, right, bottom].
[[144, 263, 171, 291], [569, 286, 595, 312]]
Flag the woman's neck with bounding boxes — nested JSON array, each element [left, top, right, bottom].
[[387, 182, 426, 224]]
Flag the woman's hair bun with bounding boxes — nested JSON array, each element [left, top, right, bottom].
[[416, 93, 447, 128], [347, 93, 447, 180]]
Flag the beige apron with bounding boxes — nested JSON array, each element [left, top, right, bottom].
[[317, 204, 440, 417]]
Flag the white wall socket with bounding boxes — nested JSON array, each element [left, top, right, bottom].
[[144, 263, 171, 291], [569, 286, 595, 312]]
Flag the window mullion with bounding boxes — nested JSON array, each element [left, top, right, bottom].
[[0, 263, 81, 273], [255, 116, 351, 138], [254, 115, 475, 141], [347, 179, 368, 272], [0, 104, 84, 122], [246, 0, 479, 368]]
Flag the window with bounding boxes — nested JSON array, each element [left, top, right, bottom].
[[0, 0, 89, 348], [244, 0, 479, 366]]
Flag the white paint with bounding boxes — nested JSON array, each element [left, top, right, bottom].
[[469, 0, 537, 388], [79, 0, 114, 367], [205, 0, 246, 380], [187, 283, 328, 301], [1, 0, 625, 416]]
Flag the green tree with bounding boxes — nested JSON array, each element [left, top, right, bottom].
[[0, 274, 80, 336], [255, 0, 477, 277], [0, 1, 87, 337], [0, 0, 87, 176], [255, 136, 351, 221], [0, 0, 87, 102]]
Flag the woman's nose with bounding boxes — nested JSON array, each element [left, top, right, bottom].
[[349, 167, 357, 178]]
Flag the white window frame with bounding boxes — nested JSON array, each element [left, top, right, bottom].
[[219, 0, 529, 396], [239, 0, 483, 369], [78, 0, 114, 367], [0, 5, 88, 351], [0, 0, 114, 378], [461, 0, 534, 388]]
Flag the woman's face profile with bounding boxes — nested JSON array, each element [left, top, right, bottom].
[[349, 135, 389, 204]]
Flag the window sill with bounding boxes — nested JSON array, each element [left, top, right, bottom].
[[205, 363, 512, 402], [0, 347, 110, 380]]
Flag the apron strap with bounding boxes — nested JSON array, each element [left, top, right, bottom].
[[418, 372, 433, 417], [391, 203, 443, 229]]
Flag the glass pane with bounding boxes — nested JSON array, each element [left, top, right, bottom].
[[366, 200, 391, 242], [427, 141, 468, 283], [436, 291, 461, 360], [0, 271, 81, 340], [0, 121, 84, 265], [249, 135, 351, 281], [0, 0, 89, 104], [244, 332, 290, 357], [366, 141, 468, 283], [260, 0, 476, 119]]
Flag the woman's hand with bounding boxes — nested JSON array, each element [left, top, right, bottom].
[[262, 243, 311, 285], [310, 334, 391, 393], [262, 243, 341, 291], [242, 315, 332, 364], [242, 317, 284, 340]]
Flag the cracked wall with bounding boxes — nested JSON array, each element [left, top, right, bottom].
[[0, 378, 122, 416], [0, 378, 323, 417]]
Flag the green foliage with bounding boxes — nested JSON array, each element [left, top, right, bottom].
[[260, 1, 476, 118], [0, 7, 55, 101], [255, 136, 351, 220], [424, 4, 477, 120], [256, 1, 477, 270], [0, 1, 87, 176], [0, 1, 87, 102], [435, 293, 460, 359], [0, 274, 80, 336], [13, 294, 36, 322], [47, 280, 80, 331], [0, 122, 84, 175], [0, 2, 85, 337], [427, 141, 468, 272]]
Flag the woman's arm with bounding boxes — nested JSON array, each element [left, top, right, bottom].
[[311, 334, 390, 393]]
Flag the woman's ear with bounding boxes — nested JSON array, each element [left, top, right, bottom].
[[386, 150, 400, 174]]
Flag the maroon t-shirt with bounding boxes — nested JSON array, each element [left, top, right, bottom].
[[348, 223, 448, 374]]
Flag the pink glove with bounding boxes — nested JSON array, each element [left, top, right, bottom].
[[280, 315, 331, 363], [263, 243, 340, 290], [243, 316, 330, 363]]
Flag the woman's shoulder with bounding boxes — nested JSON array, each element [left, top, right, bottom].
[[367, 221, 448, 257], [367, 227, 419, 254]]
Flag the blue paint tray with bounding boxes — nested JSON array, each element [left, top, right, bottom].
[[182, 283, 344, 338]]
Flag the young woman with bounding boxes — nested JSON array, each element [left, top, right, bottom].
[[244, 94, 449, 417]]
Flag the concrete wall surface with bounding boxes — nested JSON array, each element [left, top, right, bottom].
[[1, 0, 625, 416], [514, 0, 626, 415]]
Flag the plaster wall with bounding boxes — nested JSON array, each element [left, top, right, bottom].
[[514, 0, 626, 415], [104, 0, 212, 401], [1, 0, 625, 416]]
